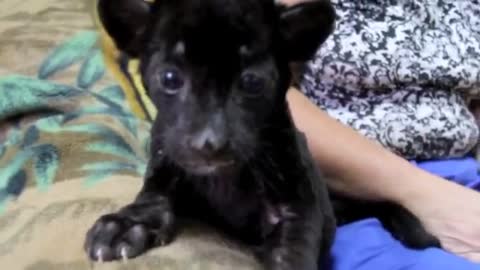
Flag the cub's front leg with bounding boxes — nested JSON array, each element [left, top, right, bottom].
[[258, 203, 333, 270], [257, 130, 336, 270], [84, 161, 177, 262]]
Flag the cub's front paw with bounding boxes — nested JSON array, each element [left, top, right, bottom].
[[84, 213, 174, 262]]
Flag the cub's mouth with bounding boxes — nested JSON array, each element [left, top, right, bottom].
[[178, 158, 236, 176]]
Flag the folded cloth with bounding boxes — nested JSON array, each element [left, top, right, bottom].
[[329, 158, 480, 270], [0, 31, 151, 208]]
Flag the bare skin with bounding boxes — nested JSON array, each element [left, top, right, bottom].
[[287, 88, 480, 262]]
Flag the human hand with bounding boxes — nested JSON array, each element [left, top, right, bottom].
[[402, 178, 480, 262]]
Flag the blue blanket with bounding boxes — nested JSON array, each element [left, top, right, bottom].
[[329, 157, 480, 270]]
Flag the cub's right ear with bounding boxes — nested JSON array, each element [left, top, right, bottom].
[[98, 0, 152, 56], [277, 0, 335, 62]]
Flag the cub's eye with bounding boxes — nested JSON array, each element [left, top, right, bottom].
[[160, 69, 184, 95], [239, 73, 265, 97]]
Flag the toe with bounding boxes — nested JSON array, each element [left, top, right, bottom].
[[113, 224, 150, 258], [90, 244, 115, 262], [115, 242, 134, 262]]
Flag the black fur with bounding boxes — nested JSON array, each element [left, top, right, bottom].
[[85, 0, 439, 269], [331, 194, 441, 249]]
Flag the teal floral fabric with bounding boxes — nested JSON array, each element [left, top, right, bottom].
[[0, 31, 151, 209]]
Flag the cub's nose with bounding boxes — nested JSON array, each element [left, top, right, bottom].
[[189, 127, 227, 154]]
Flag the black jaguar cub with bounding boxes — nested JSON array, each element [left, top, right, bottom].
[[85, 0, 439, 269]]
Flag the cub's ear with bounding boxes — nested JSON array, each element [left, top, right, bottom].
[[98, 0, 152, 56], [278, 0, 336, 62]]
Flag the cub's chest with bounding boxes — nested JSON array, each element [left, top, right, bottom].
[[175, 176, 294, 245]]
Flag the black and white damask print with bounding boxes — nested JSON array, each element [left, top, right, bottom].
[[299, 0, 480, 160]]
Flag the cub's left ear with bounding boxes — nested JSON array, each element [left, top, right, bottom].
[[98, 0, 152, 56], [278, 0, 336, 62]]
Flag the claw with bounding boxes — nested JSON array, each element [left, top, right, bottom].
[[121, 247, 128, 263], [96, 248, 104, 263]]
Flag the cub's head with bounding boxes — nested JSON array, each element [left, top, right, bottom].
[[99, 0, 335, 176]]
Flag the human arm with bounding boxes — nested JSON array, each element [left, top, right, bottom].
[[287, 88, 480, 262], [286, 88, 437, 203]]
